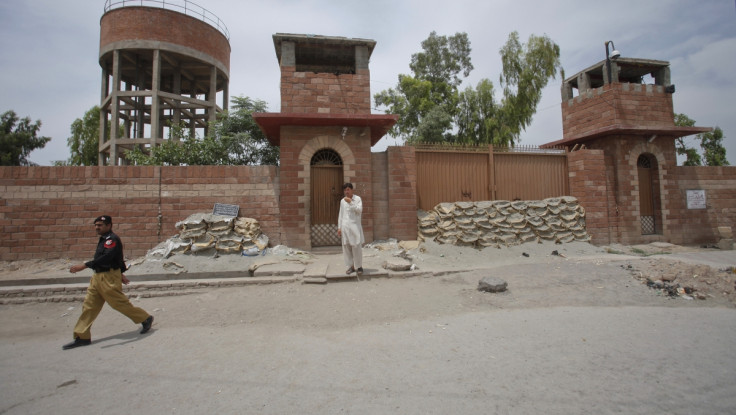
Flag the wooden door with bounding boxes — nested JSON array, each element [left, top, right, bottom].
[[637, 155, 655, 234], [310, 150, 343, 246]]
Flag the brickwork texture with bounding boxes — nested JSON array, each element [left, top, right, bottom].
[[280, 67, 371, 114], [0, 166, 279, 261], [100, 7, 230, 70]]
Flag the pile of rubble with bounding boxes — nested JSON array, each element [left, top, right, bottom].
[[146, 213, 269, 258], [418, 197, 590, 248], [625, 260, 736, 303]]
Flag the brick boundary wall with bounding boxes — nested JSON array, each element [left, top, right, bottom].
[[2, 156, 732, 261], [669, 166, 736, 245], [0, 166, 279, 261], [371, 152, 389, 240], [387, 146, 418, 241], [567, 149, 613, 245]]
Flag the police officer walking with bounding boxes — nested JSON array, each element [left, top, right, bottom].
[[62, 215, 153, 350]]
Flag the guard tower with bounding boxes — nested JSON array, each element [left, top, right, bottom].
[[98, 1, 230, 165], [545, 55, 710, 244], [253, 34, 397, 250]]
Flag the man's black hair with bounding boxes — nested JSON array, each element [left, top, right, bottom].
[[342, 182, 353, 190]]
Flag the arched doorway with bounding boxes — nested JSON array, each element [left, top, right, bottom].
[[637, 154, 660, 235], [310, 149, 344, 246]]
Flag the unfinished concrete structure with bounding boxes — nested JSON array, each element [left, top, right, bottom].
[[98, 2, 230, 165]]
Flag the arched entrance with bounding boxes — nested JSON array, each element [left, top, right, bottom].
[[637, 154, 660, 235], [310, 149, 344, 246]]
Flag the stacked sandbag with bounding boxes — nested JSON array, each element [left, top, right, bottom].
[[163, 213, 270, 255], [418, 196, 590, 248], [234, 217, 269, 255], [177, 214, 208, 240]]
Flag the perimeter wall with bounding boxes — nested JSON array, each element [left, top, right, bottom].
[[1, 150, 734, 261]]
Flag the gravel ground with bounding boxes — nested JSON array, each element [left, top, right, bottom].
[[1, 241, 735, 414]]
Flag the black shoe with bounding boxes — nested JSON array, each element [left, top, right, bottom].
[[356, 267, 364, 276], [140, 315, 154, 334], [62, 337, 91, 350], [346, 266, 355, 275]]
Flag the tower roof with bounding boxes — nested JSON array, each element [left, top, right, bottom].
[[272, 33, 376, 68], [565, 57, 670, 89]]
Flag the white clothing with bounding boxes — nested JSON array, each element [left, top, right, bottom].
[[342, 243, 363, 269], [338, 194, 364, 269], [338, 194, 364, 246]]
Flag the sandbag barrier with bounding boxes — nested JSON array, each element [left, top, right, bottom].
[[418, 197, 591, 248], [147, 213, 269, 258]]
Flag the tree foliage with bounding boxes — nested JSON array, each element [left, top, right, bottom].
[[125, 96, 278, 166], [701, 126, 728, 166], [374, 31, 560, 146], [213, 96, 279, 165], [64, 106, 102, 166], [673, 113, 702, 166], [674, 113, 729, 166], [0, 110, 51, 166]]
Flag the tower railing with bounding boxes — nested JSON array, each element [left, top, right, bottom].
[[103, 0, 230, 40]]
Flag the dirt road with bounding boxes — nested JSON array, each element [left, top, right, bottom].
[[1, 245, 735, 414]]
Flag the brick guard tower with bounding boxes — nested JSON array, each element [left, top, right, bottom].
[[545, 57, 710, 244], [254, 34, 397, 250]]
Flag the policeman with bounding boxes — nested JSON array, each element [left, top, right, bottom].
[[62, 215, 153, 350]]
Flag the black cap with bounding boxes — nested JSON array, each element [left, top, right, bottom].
[[94, 215, 112, 224]]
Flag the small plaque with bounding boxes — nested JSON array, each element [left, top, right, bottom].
[[213, 203, 239, 217], [686, 190, 706, 210]]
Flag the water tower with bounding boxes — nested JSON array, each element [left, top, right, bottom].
[[98, 1, 230, 165]]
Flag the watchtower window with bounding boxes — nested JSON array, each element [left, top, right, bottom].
[[295, 44, 356, 74]]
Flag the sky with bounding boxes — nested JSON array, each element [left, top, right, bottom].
[[1, 0, 735, 166]]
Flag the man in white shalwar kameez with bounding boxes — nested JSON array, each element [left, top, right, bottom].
[[337, 182, 364, 275]]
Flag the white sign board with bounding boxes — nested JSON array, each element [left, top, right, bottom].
[[686, 190, 706, 209]]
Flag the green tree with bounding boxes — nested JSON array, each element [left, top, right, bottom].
[[125, 96, 278, 166], [374, 32, 471, 143], [701, 126, 729, 166], [374, 31, 560, 146], [214, 96, 279, 165], [673, 113, 702, 166], [493, 32, 561, 145], [64, 106, 102, 166], [126, 122, 227, 166], [674, 113, 728, 166], [0, 110, 51, 166]]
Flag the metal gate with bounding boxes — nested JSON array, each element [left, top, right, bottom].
[[310, 149, 343, 246], [415, 145, 569, 211]]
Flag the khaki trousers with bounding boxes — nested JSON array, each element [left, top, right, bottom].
[[72, 269, 149, 340]]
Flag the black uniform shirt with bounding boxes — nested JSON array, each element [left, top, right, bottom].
[[85, 231, 125, 272]]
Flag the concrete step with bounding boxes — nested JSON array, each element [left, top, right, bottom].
[[0, 276, 298, 304]]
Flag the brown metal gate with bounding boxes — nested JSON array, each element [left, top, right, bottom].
[[310, 149, 343, 246], [415, 145, 569, 211], [416, 150, 489, 210]]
